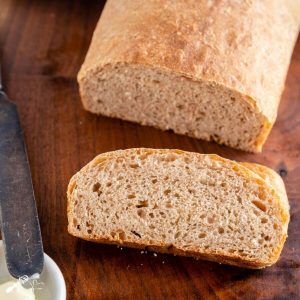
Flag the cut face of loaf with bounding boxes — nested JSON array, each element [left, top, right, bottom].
[[78, 0, 300, 152], [80, 65, 270, 152], [67, 149, 289, 269]]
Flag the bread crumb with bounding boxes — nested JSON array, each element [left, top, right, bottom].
[[153, 253, 157, 257]]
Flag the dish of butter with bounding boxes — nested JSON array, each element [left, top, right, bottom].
[[0, 279, 35, 300]]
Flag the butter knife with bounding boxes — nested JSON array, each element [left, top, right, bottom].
[[0, 65, 44, 278]]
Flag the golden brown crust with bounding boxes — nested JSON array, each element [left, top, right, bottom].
[[67, 148, 290, 269], [78, 0, 300, 151]]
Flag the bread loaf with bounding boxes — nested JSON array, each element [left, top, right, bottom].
[[67, 149, 289, 268], [78, 0, 300, 152]]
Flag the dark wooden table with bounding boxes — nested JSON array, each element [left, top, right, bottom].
[[1, 1, 299, 299]]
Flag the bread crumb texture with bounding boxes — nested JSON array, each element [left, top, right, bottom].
[[67, 149, 289, 269]]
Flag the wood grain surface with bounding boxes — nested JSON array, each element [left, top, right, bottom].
[[0, 1, 299, 299]]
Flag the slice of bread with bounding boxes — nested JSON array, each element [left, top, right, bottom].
[[67, 149, 289, 268]]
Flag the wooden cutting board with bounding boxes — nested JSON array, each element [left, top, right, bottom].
[[1, 0, 299, 299]]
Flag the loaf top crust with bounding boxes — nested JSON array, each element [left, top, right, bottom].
[[79, 0, 300, 123]]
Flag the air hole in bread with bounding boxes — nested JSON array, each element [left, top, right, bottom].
[[165, 201, 172, 208], [273, 223, 278, 230], [174, 232, 180, 239], [218, 227, 225, 234], [199, 233, 206, 238], [252, 200, 267, 212], [137, 209, 146, 219], [106, 182, 112, 187], [92, 182, 101, 192], [118, 231, 126, 240], [136, 200, 148, 208], [86, 221, 93, 228], [76, 225, 81, 231], [207, 216, 215, 224], [87, 229, 92, 234], [131, 230, 142, 238], [261, 217, 268, 224], [243, 181, 248, 188], [159, 211, 166, 218], [128, 194, 136, 199], [149, 213, 154, 218], [130, 163, 139, 169], [152, 179, 158, 184], [164, 189, 171, 195]]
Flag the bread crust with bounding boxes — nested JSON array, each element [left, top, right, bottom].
[[78, 0, 300, 151], [67, 148, 289, 269]]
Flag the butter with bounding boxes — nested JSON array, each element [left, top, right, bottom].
[[0, 280, 35, 300]]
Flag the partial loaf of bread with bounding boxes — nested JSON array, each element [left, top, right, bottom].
[[67, 148, 289, 268], [78, 0, 300, 152]]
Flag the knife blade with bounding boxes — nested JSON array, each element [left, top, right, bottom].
[[0, 68, 44, 278]]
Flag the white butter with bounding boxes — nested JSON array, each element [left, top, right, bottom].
[[0, 280, 35, 300]]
